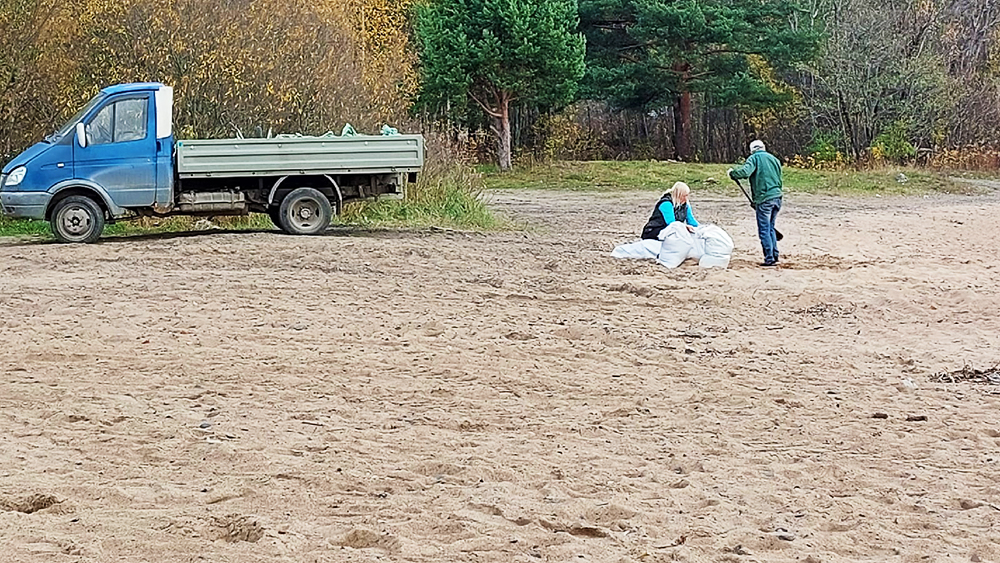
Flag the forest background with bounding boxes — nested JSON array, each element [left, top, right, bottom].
[[2, 0, 999, 173]]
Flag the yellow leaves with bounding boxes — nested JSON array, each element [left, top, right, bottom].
[[915, 0, 938, 17], [64, 0, 369, 136], [746, 54, 801, 104], [328, 0, 420, 120], [787, 153, 849, 170], [742, 54, 802, 133], [869, 144, 887, 161], [1, 0, 418, 157], [926, 147, 1000, 170], [989, 27, 1000, 76]]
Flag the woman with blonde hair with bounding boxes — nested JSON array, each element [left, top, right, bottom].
[[640, 181, 699, 240]]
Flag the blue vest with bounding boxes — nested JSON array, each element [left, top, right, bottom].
[[641, 194, 689, 240]]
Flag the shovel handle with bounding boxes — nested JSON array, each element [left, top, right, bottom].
[[734, 179, 754, 206], [734, 178, 784, 242]]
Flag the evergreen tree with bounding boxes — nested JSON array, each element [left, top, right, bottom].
[[580, 0, 820, 160], [415, 0, 586, 170]]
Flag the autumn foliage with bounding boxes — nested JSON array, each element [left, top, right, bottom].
[[0, 0, 417, 160], [3, 0, 999, 169]]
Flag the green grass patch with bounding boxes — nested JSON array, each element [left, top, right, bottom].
[[0, 216, 51, 238], [481, 160, 980, 196], [342, 162, 502, 230]]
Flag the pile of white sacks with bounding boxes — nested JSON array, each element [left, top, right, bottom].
[[611, 222, 735, 269]]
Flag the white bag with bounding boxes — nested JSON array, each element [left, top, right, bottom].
[[611, 239, 661, 260], [657, 222, 703, 269], [694, 225, 735, 269], [612, 222, 733, 270]]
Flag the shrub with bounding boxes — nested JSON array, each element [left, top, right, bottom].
[[806, 131, 845, 163], [871, 122, 917, 162], [341, 137, 500, 230], [925, 146, 1000, 170], [530, 108, 604, 162]]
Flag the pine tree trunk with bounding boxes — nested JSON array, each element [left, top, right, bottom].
[[672, 61, 693, 161], [673, 92, 693, 161], [497, 94, 513, 171]]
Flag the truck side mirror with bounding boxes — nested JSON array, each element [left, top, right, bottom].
[[76, 122, 87, 148]]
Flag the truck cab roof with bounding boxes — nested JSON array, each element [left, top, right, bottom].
[[101, 82, 167, 95]]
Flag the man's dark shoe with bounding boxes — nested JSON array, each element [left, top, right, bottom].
[[760, 261, 777, 267]]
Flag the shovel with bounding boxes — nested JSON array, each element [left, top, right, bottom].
[[735, 179, 783, 242]]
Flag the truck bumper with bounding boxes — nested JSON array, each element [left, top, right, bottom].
[[0, 191, 51, 220]]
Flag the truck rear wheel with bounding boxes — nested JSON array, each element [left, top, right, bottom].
[[276, 188, 332, 235], [50, 195, 105, 244]]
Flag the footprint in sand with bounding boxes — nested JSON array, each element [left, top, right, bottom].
[[0, 493, 61, 514], [337, 528, 401, 553]]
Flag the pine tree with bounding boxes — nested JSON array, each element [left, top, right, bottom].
[[415, 0, 586, 170], [580, 0, 819, 160]]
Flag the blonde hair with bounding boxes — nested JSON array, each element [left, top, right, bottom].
[[671, 181, 691, 202]]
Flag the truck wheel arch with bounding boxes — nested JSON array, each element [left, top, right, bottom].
[[268, 175, 343, 215], [45, 182, 121, 220]]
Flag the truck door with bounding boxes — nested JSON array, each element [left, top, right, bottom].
[[74, 94, 157, 207]]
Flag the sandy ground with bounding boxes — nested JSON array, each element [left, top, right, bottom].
[[1, 188, 999, 563]]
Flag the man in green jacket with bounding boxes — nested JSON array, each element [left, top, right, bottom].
[[729, 140, 783, 267]]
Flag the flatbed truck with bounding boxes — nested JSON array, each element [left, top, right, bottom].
[[0, 82, 425, 242]]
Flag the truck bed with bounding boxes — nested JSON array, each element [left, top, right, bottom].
[[175, 134, 425, 179]]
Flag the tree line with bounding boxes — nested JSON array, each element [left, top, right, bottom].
[[2, 0, 998, 169], [416, 0, 1000, 168]]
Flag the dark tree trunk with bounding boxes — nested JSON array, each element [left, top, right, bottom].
[[673, 63, 693, 161], [497, 93, 512, 171], [837, 89, 860, 159], [673, 89, 693, 161]]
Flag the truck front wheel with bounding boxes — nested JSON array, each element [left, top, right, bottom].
[[50, 195, 105, 243], [276, 188, 332, 235]]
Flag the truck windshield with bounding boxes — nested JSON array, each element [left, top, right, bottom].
[[47, 94, 106, 142]]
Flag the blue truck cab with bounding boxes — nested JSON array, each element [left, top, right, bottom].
[[1, 82, 174, 242]]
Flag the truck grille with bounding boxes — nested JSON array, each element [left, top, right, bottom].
[[0, 173, 6, 189]]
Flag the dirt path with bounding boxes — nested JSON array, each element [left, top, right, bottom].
[[1, 189, 999, 562]]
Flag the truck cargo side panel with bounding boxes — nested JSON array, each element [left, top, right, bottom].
[[176, 136, 424, 179]]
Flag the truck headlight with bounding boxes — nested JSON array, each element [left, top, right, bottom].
[[5, 166, 26, 186]]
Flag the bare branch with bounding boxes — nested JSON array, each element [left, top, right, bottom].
[[469, 90, 502, 119]]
